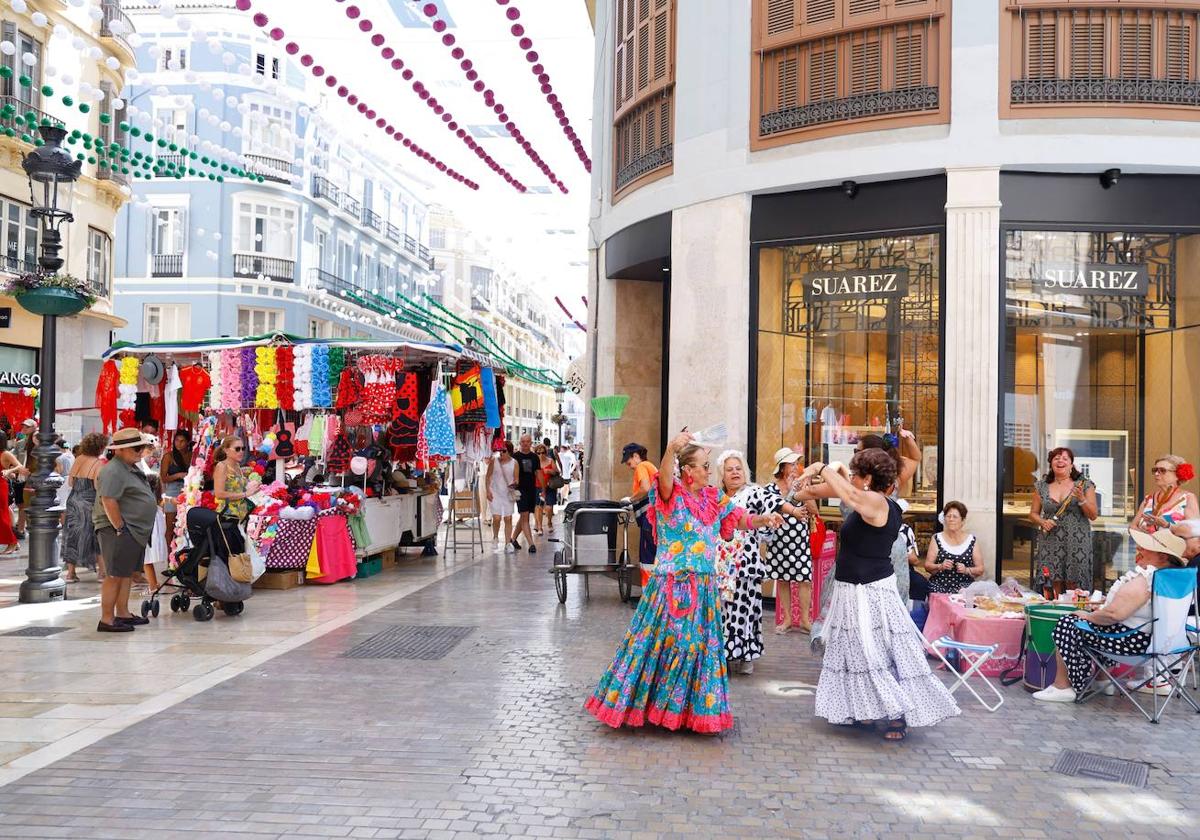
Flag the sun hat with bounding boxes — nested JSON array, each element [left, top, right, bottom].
[[1129, 527, 1187, 562], [21, 418, 36, 429], [772, 447, 802, 472], [139, 355, 165, 385], [109, 427, 150, 450]]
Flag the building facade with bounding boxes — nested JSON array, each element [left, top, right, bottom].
[[114, 2, 439, 348], [0, 0, 135, 438], [587, 0, 1200, 586]]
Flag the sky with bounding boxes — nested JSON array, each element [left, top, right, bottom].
[[252, 0, 595, 333]]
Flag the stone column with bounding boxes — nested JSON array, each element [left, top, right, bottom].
[[942, 166, 1002, 575], [667, 194, 752, 449]]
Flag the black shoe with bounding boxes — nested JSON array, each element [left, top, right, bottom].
[[511, 539, 521, 551], [97, 620, 134, 633], [115, 615, 150, 626], [528, 545, 537, 554]]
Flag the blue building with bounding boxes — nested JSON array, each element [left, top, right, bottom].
[[114, 3, 440, 345]]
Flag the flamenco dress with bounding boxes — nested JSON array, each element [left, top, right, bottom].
[[585, 483, 747, 734]]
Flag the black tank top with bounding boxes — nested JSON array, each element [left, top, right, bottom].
[[835, 496, 902, 585]]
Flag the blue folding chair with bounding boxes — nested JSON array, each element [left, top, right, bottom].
[[1075, 567, 1200, 723]]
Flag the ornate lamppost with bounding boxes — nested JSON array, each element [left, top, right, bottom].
[[18, 124, 82, 603], [551, 385, 567, 448]]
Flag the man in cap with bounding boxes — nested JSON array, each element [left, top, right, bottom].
[[620, 442, 658, 587]]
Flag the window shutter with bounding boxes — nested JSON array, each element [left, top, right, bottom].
[[1167, 23, 1192, 81], [808, 46, 838, 101], [894, 31, 924, 88], [1, 22, 15, 98], [178, 208, 188, 256], [766, 0, 795, 36], [1069, 22, 1105, 79], [850, 38, 881, 94], [636, 16, 650, 90], [799, 0, 840, 36], [659, 96, 671, 146], [1119, 22, 1152, 78], [651, 6, 670, 84], [777, 55, 800, 107], [848, 0, 881, 18], [1026, 21, 1057, 79]]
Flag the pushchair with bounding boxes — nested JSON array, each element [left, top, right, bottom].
[[142, 507, 251, 622]]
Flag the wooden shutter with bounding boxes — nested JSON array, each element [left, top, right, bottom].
[[850, 36, 882, 95], [636, 15, 650, 90], [777, 55, 800, 108], [651, 5, 670, 84], [1119, 22, 1152, 78], [808, 45, 838, 101], [894, 31, 924, 89], [1069, 22, 1105, 79], [1166, 22, 1193, 81], [766, 0, 796, 36], [847, 0, 882, 19], [799, 0, 840, 37], [1026, 21, 1057, 79]]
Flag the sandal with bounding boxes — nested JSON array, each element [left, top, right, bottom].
[[882, 720, 908, 742], [64, 573, 80, 583], [848, 720, 875, 732]]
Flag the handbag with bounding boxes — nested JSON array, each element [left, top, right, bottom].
[[217, 517, 253, 583], [547, 472, 567, 490]]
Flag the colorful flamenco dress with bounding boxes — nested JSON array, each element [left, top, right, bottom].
[[585, 483, 748, 734]]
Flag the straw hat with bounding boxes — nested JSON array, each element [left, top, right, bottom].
[[772, 447, 801, 472], [109, 427, 149, 450], [1129, 527, 1187, 562]]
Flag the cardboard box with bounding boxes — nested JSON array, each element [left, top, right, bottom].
[[253, 570, 305, 590], [380, 548, 397, 569]]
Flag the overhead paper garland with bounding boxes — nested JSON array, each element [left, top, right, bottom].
[[235, 1, 479, 190], [492, 0, 592, 173]]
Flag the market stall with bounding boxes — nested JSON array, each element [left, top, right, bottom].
[[97, 333, 511, 584]]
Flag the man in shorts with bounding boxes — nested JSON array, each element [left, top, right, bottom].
[[510, 434, 540, 554]]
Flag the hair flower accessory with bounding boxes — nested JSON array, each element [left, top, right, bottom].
[[1178, 462, 1195, 483]]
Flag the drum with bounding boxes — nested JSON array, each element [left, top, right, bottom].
[[1023, 603, 1077, 692]]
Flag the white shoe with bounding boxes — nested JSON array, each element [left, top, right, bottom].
[[1032, 685, 1077, 703], [1133, 677, 1174, 696], [492, 543, 504, 553], [1092, 679, 1117, 697], [738, 660, 755, 675]]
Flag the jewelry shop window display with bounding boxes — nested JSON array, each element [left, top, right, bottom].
[[1000, 229, 1200, 589], [756, 233, 943, 527]]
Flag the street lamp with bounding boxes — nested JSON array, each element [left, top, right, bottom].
[[19, 124, 81, 604], [551, 385, 567, 448]]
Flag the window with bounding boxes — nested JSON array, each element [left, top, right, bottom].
[[244, 102, 294, 159], [161, 46, 187, 70], [613, 0, 675, 195], [237, 306, 284, 336], [155, 107, 188, 140], [0, 23, 41, 106], [87, 228, 112, 296], [430, 227, 446, 249], [255, 52, 280, 79], [151, 207, 186, 255], [381, 187, 392, 222], [0, 195, 38, 275], [144, 303, 191, 342], [234, 199, 296, 257], [315, 229, 327, 271]]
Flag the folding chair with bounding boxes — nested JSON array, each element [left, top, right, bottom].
[[1075, 567, 1200, 724], [926, 636, 1005, 712]]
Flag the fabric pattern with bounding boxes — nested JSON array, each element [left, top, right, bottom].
[[719, 483, 775, 663], [761, 484, 812, 581], [265, 518, 316, 570], [1034, 479, 1096, 584], [585, 484, 747, 734], [927, 534, 978, 594], [1052, 614, 1152, 694], [61, 478, 100, 571], [216, 466, 250, 521]]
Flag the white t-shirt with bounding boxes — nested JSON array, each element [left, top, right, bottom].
[[164, 363, 182, 431], [559, 449, 576, 480]]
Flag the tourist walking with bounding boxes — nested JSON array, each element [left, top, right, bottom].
[[763, 447, 817, 633], [0, 431, 21, 555], [797, 450, 959, 741], [1131, 454, 1197, 535], [93, 428, 160, 633], [924, 501, 985, 594], [12, 417, 36, 539], [485, 440, 517, 551], [535, 443, 560, 535], [61, 432, 109, 580], [585, 431, 783, 733], [1030, 447, 1098, 594], [509, 434, 539, 553]]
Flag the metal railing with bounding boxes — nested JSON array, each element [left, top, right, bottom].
[[385, 221, 402, 244], [0, 95, 62, 128], [614, 89, 674, 190], [340, 192, 361, 218], [151, 253, 183, 277], [87, 273, 110, 299], [155, 152, 186, 176], [96, 162, 129, 186], [362, 207, 382, 232], [244, 153, 298, 183], [1, 254, 37, 276], [309, 267, 356, 297], [234, 252, 295, 283], [312, 175, 341, 205], [100, 1, 135, 55]]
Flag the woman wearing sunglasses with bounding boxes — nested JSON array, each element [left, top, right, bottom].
[[586, 430, 784, 734], [1131, 454, 1198, 536], [213, 435, 260, 524]]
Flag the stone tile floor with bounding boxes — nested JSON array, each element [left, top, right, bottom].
[[0, 527, 1198, 838]]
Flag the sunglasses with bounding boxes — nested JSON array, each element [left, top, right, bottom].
[[691, 462, 710, 470], [1152, 467, 1175, 474], [232, 446, 245, 452]]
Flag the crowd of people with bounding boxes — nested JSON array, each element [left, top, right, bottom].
[[483, 434, 583, 554]]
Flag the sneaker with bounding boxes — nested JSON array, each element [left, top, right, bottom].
[[1032, 685, 1076, 703], [510, 539, 521, 552], [528, 545, 537, 554], [1092, 679, 1117, 697], [738, 660, 755, 675], [1133, 677, 1174, 696]]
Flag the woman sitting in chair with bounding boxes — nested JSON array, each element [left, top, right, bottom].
[[1034, 528, 1189, 703]]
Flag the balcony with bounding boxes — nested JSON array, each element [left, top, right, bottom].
[[151, 253, 183, 277], [99, 1, 135, 56], [245, 153, 298, 184], [1, 254, 37, 276], [1006, 5, 1200, 118], [309, 267, 357, 297], [234, 252, 295, 283], [96, 161, 129, 186], [385, 221, 402, 244], [87, 274, 110, 299], [312, 174, 341, 205], [0, 95, 62, 130], [339, 192, 362, 219], [362, 207, 383, 232], [614, 90, 674, 192], [155, 152, 186, 177]]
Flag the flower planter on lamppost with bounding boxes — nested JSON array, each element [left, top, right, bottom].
[[16, 124, 83, 604]]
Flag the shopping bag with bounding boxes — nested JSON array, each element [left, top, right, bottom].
[[247, 533, 266, 582], [305, 538, 322, 578]]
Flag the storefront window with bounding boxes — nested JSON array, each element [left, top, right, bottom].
[[1000, 229, 1200, 588], [756, 233, 942, 525]]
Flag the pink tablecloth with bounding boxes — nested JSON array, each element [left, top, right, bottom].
[[923, 593, 1024, 677]]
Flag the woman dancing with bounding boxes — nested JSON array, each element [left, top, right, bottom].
[[585, 431, 783, 733]]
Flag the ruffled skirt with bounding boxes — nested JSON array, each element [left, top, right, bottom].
[[815, 577, 959, 728], [585, 571, 732, 733]]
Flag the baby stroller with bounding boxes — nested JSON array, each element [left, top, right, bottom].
[[142, 507, 252, 622]]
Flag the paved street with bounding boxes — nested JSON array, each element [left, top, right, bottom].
[[0, 532, 1197, 839]]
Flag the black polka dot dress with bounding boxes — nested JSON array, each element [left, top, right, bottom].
[[762, 484, 812, 582], [926, 533, 977, 594], [720, 484, 775, 663]]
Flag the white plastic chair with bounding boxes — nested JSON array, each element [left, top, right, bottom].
[[1076, 567, 1200, 723], [926, 635, 1004, 712]]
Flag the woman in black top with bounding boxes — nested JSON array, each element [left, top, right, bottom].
[[160, 430, 192, 555], [796, 449, 959, 741]]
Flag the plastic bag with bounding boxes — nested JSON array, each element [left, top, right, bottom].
[[998, 577, 1032, 598], [959, 580, 1002, 604], [247, 531, 266, 582]]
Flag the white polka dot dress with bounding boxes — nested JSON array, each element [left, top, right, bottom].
[[721, 484, 774, 663], [762, 484, 812, 582]]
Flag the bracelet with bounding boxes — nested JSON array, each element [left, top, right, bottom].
[[818, 463, 828, 476]]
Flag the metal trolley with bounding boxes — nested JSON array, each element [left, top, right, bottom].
[[550, 500, 633, 604]]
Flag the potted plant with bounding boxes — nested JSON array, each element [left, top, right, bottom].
[[3, 272, 96, 316]]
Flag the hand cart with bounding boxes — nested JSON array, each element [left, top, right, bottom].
[[549, 500, 633, 604]]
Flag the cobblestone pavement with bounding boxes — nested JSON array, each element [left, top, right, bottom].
[[0, 539, 1197, 839]]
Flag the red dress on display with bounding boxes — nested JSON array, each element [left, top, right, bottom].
[[0, 478, 17, 547]]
